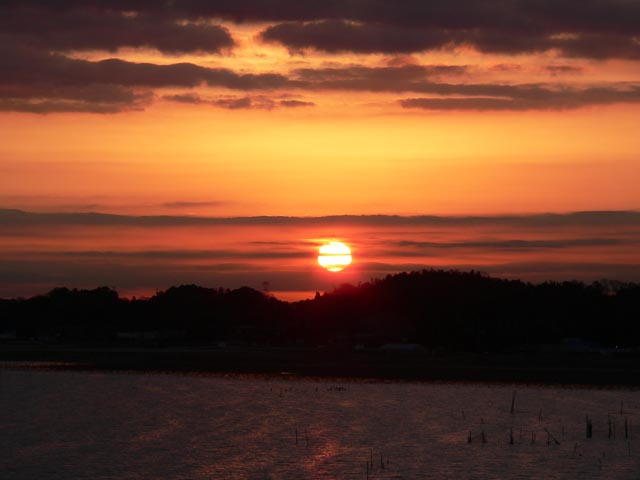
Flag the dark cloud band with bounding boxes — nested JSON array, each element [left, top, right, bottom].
[[1, 6, 234, 54], [2, 209, 640, 228], [260, 20, 640, 58], [4, 1, 640, 58]]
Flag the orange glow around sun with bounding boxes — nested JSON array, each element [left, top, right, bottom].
[[318, 242, 353, 272]]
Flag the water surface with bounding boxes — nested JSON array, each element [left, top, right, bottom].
[[1, 367, 639, 479]]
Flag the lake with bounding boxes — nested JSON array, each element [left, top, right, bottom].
[[1, 365, 639, 479]]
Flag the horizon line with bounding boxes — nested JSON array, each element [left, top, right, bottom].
[[2, 208, 640, 227]]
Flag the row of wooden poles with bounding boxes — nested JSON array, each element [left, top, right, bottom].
[[286, 390, 635, 479], [465, 392, 634, 444], [364, 449, 389, 479]]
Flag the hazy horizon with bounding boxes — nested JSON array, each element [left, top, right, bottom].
[[2, 207, 639, 300]]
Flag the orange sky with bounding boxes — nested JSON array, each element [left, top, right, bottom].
[[1, 2, 639, 298], [2, 101, 639, 216]]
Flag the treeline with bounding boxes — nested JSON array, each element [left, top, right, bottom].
[[1, 270, 639, 351]]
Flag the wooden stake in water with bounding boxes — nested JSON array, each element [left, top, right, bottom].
[[586, 415, 593, 439], [509, 428, 514, 445], [625, 418, 629, 440], [544, 428, 561, 445], [481, 430, 487, 444], [511, 390, 517, 414]]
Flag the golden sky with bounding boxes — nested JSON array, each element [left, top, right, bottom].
[[1, 1, 639, 297]]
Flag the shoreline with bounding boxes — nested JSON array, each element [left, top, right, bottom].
[[2, 344, 640, 387]]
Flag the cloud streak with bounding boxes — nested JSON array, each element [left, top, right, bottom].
[[2, 209, 640, 228], [0, 43, 294, 112], [164, 93, 315, 110], [399, 85, 640, 111], [393, 238, 631, 252]]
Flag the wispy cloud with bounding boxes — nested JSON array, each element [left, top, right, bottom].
[[393, 238, 631, 252], [161, 201, 226, 209]]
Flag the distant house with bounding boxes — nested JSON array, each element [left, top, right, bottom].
[[116, 331, 159, 341], [0, 331, 16, 340], [115, 330, 186, 342], [562, 337, 603, 353], [528, 338, 608, 355], [380, 343, 427, 353]]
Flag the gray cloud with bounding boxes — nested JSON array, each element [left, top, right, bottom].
[[212, 96, 254, 109], [164, 92, 315, 110], [2, 39, 639, 113], [3, 1, 640, 59], [1, 6, 234, 54], [0, 43, 294, 112], [261, 20, 457, 54], [212, 95, 316, 110], [0, 45, 292, 90], [545, 65, 584, 76], [279, 99, 315, 108], [162, 93, 204, 104], [261, 19, 640, 59], [291, 65, 640, 111], [250, 0, 640, 58], [162, 201, 226, 209], [294, 64, 467, 83], [0, 98, 148, 114], [400, 85, 640, 111], [13, 249, 310, 261], [48, 1, 635, 37], [394, 238, 630, 252], [0, 84, 153, 113]]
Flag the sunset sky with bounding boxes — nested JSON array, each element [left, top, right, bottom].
[[1, 1, 639, 299]]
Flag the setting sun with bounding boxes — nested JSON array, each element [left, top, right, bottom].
[[317, 242, 353, 272]]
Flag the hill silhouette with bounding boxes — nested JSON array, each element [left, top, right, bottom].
[[1, 269, 639, 352]]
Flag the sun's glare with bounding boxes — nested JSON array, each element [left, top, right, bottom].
[[317, 241, 352, 272]]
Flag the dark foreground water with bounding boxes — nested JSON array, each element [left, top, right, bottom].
[[1, 365, 639, 479]]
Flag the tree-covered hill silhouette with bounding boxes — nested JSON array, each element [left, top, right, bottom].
[[1, 270, 639, 351]]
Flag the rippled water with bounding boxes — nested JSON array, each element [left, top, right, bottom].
[[1, 367, 639, 479]]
